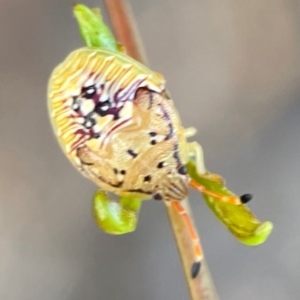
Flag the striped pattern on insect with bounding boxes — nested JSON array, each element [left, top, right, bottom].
[[48, 47, 250, 278]]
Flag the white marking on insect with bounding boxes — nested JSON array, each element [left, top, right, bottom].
[[80, 100, 95, 116], [118, 101, 132, 118], [100, 92, 109, 102], [93, 124, 102, 132], [84, 76, 96, 87], [122, 63, 132, 70], [76, 117, 85, 124], [65, 97, 73, 106], [155, 106, 163, 116], [117, 174, 124, 182], [85, 120, 93, 128], [86, 87, 96, 95], [72, 103, 79, 110], [101, 104, 109, 111], [152, 135, 165, 143]]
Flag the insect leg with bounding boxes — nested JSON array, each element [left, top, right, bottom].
[[187, 141, 206, 175], [184, 127, 197, 139], [188, 141, 225, 183], [187, 133, 224, 182], [188, 141, 252, 205], [189, 179, 242, 205], [166, 200, 203, 278]]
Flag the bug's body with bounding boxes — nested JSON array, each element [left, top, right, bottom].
[[48, 46, 247, 277], [48, 48, 190, 201]]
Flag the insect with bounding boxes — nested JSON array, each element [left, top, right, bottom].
[[48, 46, 253, 278]]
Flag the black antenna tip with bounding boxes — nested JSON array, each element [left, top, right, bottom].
[[240, 193, 253, 204], [191, 262, 201, 278]]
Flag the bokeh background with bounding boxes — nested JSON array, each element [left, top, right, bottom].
[[1, 0, 300, 299]]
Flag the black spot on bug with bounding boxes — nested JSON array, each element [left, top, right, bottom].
[[191, 262, 201, 278], [151, 140, 157, 145], [149, 132, 157, 137], [95, 100, 111, 116], [81, 85, 97, 99], [120, 170, 126, 175], [173, 144, 181, 165], [144, 175, 151, 182], [178, 166, 187, 175], [240, 194, 253, 204], [83, 117, 96, 129], [113, 168, 118, 174], [79, 159, 93, 166], [72, 97, 81, 112], [127, 149, 138, 158], [92, 132, 100, 139], [157, 162, 164, 168], [153, 193, 163, 201], [165, 124, 174, 140], [126, 188, 152, 195], [111, 181, 123, 188]]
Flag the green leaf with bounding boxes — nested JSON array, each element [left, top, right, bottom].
[[73, 4, 119, 51], [93, 190, 142, 235], [187, 161, 273, 245]]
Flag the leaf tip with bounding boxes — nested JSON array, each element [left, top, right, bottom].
[[255, 221, 273, 243], [239, 221, 273, 246]]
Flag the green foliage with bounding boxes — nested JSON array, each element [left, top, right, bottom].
[[93, 190, 142, 234], [187, 161, 273, 245], [73, 4, 119, 51]]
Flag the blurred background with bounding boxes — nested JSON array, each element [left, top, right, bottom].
[[1, 0, 300, 299]]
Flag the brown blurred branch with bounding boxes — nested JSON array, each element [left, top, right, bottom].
[[104, 0, 147, 64], [104, 1, 219, 299], [166, 200, 218, 300]]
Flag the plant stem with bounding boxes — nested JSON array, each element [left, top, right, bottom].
[[103, 1, 219, 299], [103, 0, 147, 64], [166, 199, 219, 300]]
